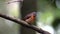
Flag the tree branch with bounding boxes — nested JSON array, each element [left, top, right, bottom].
[[0, 13, 50, 34]]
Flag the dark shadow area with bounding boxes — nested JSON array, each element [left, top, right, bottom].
[[20, 0, 37, 34], [52, 18, 60, 30], [21, 0, 37, 18]]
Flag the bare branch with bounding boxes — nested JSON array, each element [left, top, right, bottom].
[[0, 13, 50, 34]]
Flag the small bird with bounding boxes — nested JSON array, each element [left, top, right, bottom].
[[23, 12, 36, 24]]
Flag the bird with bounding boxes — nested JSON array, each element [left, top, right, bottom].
[[23, 12, 36, 24]]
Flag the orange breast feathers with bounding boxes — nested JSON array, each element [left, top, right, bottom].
[[23, 12, 36, 24]]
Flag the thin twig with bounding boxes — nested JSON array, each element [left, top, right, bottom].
[[7, 0, 23, 4], [0, 13, 50, 34]]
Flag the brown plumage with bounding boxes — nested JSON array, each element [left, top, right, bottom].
[[23, 12, 36, 24]]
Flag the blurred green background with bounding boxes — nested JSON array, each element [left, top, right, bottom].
[[0, 0, 60, 34]]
